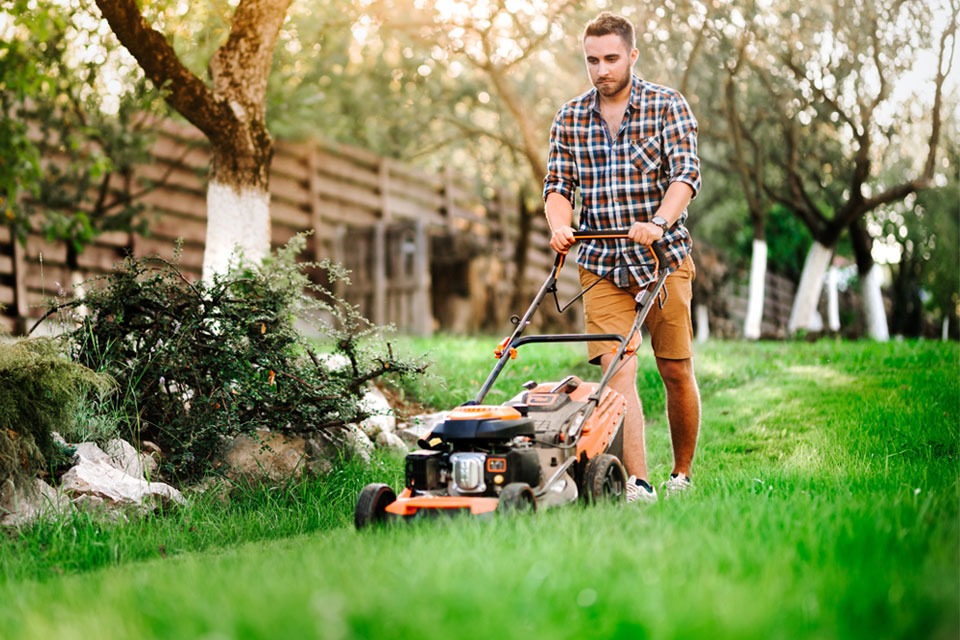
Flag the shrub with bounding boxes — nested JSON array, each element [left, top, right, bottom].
[[0, 338, 114, 489], [57, 235, 425, 482]]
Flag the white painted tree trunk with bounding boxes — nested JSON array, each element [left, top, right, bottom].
[[825, 266, 840, 332], [788, 241, 834, 334], [943, 317, 950, 342], [202, 181, 271, 281], [743, 239, 768, 340], [695, 303, 710, 343], [861, 264, 890, 341]]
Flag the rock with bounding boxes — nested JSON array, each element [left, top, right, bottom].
[[220, 429, 309, 484], [358, 387, 396, 438], [375, 431, 409, 453], [60, 458, 184, 515], [73, 441, 113, 466], [0, 478, 71, 527], [104, 438, 157, 480], [345, 425, 374, 463]]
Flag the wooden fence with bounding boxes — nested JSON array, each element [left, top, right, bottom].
[[1, 119, 536, 336]]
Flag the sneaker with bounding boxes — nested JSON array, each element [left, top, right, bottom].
[[662, 473, 692, 497], [626, 476, 658, 504]]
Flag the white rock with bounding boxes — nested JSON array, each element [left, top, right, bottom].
[[376, 431, 409, 453], [344, 425, 374, 463], [358, 387, 395, 438], [104, 439, 153, 480], [60, 458, 185, 514], [0, 478, 72, 527]]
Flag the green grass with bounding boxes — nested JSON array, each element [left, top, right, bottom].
[[0, 338, 957, 639]]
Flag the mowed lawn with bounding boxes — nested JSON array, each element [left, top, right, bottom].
[[0, 339, 957, 639]]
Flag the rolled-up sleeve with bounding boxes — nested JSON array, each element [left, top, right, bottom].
[[543, 108, 578, 203], [662, 94, 701, 198]]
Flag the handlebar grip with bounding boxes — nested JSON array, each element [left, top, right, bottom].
[[571, 229, 669, 263]]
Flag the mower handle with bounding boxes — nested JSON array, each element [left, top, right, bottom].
[[563, 228, 669, 266]]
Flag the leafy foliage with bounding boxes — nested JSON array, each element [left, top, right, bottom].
[[60, 235, 425, 482], [0, 338, 114, 490], [1, 0, 165, 253]]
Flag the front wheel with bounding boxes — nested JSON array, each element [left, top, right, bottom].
[[582, 453, 627, 504], [497, 482, 537, 514], [355, 483, 396, 529]]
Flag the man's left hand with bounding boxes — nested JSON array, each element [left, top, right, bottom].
[[628, 221, 664, 245]]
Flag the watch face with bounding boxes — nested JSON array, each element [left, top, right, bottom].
[[652, 216, 668, 230]]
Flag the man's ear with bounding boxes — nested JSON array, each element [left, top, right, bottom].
[[630, 48, 639, 65]]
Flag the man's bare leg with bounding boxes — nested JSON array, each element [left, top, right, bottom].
[[602, 353, 647, 481], [655, 357, 700, 477]]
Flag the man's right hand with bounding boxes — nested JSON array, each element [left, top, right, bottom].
[[549, 225, 577, 254]]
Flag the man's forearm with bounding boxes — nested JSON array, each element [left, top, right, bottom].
[[655, 181, 695, 226], [545, 192, 574, 231]]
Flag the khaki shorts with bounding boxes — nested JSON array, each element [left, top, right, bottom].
[[579, 254, 696, 364]]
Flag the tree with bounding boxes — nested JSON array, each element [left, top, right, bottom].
[[719, 0, 957, 339], [93, 0, 292, 280]]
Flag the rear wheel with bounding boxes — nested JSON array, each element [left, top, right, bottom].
[[497, 482, 537, 514], [582, 454, 627, 504], [355, 483, 396, 530]]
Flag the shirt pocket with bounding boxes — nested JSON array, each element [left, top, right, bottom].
[[630, 136, 662, 174]]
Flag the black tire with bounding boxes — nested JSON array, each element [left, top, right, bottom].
[[582, 453, 627, 504], [354, 483, 396, 530], [497, 482, 537, 514]]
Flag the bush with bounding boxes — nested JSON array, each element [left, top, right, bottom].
[[0, 338, 114, 489], [57, 235, 425, 482]]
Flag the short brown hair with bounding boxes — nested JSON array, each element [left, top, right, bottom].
[[583, 12, 636, 52]]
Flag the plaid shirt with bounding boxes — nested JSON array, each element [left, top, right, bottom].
[[543, 75, 701, 288]]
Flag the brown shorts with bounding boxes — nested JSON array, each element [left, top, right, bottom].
[[579, 254, 696, 364]]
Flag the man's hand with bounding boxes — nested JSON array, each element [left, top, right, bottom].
[[628, 221, 664, 246], [549, 225, 577, 254]]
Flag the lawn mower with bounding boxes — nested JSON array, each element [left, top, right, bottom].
[[354, 231, 670, 529]]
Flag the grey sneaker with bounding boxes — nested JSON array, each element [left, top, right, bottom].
[[662, 473, 692, 497], [626, 476, 658, 504]]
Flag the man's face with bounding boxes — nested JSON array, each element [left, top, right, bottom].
[[583, 33, 638, 98]]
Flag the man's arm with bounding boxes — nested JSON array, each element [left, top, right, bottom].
[[543, 107, 579, 254], [627, 181, 694, 245], [546, 192, 577, 254]]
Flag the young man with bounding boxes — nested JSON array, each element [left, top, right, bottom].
[[543, 12, 701, 503]]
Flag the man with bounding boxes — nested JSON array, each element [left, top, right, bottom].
[[543, 11, 701, 503]]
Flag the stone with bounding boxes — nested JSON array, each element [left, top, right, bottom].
[[375, 430, 409, 453], [358, 386, 396, 438], [104, 438, 157, 480], [0, 478, 71, 527], [60, 458, 184, 515], [220, 429, 309, 483], [344, 425, 374, 463]]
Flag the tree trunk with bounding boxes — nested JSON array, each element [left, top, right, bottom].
[[203, 182, 271, 280], [825, 266, 841, 332], [94, 0, 291, 280], [743, 239, 767, 340], [788, 241, 833, 334], [860, 264, 890, 341]]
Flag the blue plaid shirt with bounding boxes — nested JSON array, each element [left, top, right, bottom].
[[543, 75, 701, 288]]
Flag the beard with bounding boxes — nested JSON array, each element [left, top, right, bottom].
[[594, 72, 631, 97]]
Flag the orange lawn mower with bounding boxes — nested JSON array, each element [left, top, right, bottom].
[[354, 231, 671, 529]]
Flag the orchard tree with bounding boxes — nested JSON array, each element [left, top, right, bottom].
[[94, 0, 292, 280], [715, 0, 956, 339]]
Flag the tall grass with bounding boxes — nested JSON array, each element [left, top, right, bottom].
[[0, 338, 957, 639]]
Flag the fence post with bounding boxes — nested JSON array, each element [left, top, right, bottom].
[[12, 231, 29, 334], [413, 217, 432, 336], [373, 159, 391, 327], [307, 144, 324, 263]]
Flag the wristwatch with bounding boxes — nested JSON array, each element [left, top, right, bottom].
[[651, 216, 670, 233]]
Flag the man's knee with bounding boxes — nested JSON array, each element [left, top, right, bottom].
[[656, 357, 695, 389]]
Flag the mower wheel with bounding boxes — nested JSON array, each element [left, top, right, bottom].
[[355, 483, 396, 530], [497, 482, 537, 514], [582, 453, 627, 503]]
